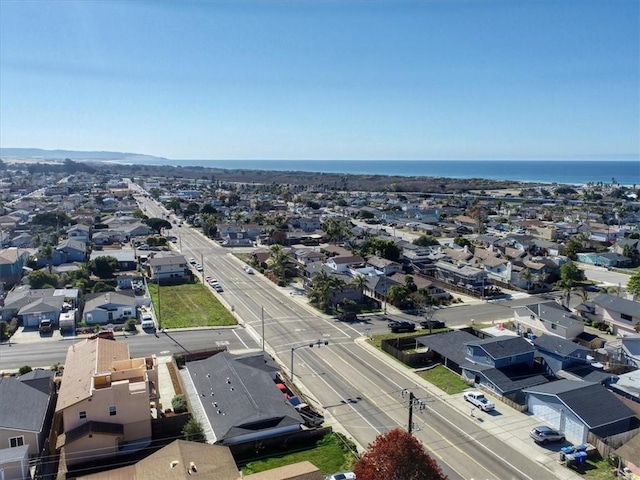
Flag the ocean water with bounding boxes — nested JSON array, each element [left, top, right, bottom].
[[130, 159, 640, 186]]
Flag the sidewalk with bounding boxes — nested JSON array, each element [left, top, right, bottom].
[[355, 336, 583, 480]]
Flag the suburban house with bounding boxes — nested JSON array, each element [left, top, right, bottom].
[[0, 248, 30, 287], [83, 291, 137, 325], [181, 352, 303, 445], [523, 380, 638, 445], [614, 432, 640, 477], [513, 301, 584, 340], [589, 294, 640, 335], [75, 440, 322, 480], [576, 252, 632, 268], [532, 335, 591, 376], [66, 224, 91, 243], [56, 238, 88, 264], [55, 338, 159, 467], [365, 256, 403, 276], [416, 330, 548, 402], [432, 261, 485, 290], [325, 255, 365, 272], [0, 370, 56, 480], [1, 286, 79, 327], [144, 252, 190, 284], [90, 249, 137, 271]]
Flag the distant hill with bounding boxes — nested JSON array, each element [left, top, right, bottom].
[[0, 148, 169, 163]]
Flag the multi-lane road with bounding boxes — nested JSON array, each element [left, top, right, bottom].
[[126, 193, 570, 480]]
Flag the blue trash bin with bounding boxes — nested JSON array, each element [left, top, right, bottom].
[[575, 451, 588, 465]]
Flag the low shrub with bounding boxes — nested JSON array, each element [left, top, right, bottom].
[[172, 394, 188, 414], [124, 319, 137, 332]]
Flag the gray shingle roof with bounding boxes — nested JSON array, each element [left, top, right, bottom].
[[186, 352, 303, 443], [533, 334, 589, 357], [592, 294, 640, 318], [522, 301, 583, 328], [524, 380, 636, 428], [468, 336, 535, 359], [0, 372, 53, 433], [416, 330, 478, 366]]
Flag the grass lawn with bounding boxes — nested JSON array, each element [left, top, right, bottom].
[[368, 329, 449, 349], [148, 283, 236, 329], [241, 433, 357, 476], [417, 365, 469, 395]]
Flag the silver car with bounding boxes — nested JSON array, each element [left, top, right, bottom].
[[529, 426, 565, 444]]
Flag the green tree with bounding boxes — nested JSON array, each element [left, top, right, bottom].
[[627, 270, 640, 300], [355, 428, 447, 480], [18, 365, 33, 375], [41, 245, 54, 273], [267, 244, 289, 284], [124, 319, 137, 332], [307, 270, 345, 313], [556, 261, 586, 306], [182, 416, 206, 443], [413, 235, 440, 247], [89, 256, 119, 278], [351, 274, 368, 301], [92, 281, 116, 293], [27, 270, 59, 289], [144, 217, 172, 234], [166, 197, 182, 213]]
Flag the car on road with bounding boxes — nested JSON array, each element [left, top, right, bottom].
[[387, 321, 416, 333], [195, 264, 203, 271], [529, 426, 565, 444], [243, 265, 254, 274], [463, 391, 495, 411], [189, 257, 196, 264]]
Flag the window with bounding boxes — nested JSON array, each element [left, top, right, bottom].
[[109, 405, 117, 416], [621, 313, 632, 322], [9, 436, 24, 448], [123, 309, 132, 316], [79, 411, 87, 419], [467, 347, 472, 356]]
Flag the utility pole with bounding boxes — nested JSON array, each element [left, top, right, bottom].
[[408, 390, 415, 434], [261, 306, 265, 353], [402, 389, 425, 435]]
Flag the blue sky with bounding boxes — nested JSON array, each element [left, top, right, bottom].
[[1, 0, 638, 160]]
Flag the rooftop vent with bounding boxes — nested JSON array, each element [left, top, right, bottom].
[[170, 460, 179, 468]]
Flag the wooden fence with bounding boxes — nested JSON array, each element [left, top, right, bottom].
[[587, 428, 640, 458], [381, 336, 434, 368]]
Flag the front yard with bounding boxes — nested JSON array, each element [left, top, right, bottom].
[[241, 433, 358, 476], [148, 283, 236, 328], [417, 365, 469, 395]]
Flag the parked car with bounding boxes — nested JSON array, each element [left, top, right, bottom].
[[195, 264, 203, 271], [89, 330, 115, 340], [324, 473, 355, 480], [463, 391, 495, 411], [243, 265, 254, 274], [420, 319, 446, 329], [388, 321, 416, 333], [189, 257, 196, 264], [38, 319, 53, 334], [529, 426, 565, 444]]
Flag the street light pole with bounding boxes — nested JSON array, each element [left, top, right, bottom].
[[290, 339, 329, 384]]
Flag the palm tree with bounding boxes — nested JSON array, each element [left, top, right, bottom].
[[267, 244, 288, 283], [520, 268, 532, 291], [308, 270, 345, 312], [351, 274, 368, 301], [41, 245, 53, 273]]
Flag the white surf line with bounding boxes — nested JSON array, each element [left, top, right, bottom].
[[349, 343, 536, 480]]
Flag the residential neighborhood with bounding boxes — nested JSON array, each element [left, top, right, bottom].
[[0, 159, 639, 480]]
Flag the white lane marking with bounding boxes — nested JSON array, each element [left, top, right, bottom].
[[232, 329, 249, 349]]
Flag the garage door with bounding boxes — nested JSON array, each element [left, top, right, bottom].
[[562, 414, 586, 445], [529, 396, 561, 429]]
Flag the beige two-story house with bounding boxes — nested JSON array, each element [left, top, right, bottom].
[[55, 338, 158, 467]]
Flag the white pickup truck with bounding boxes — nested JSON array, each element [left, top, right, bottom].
[[463, 391, 495, 411]]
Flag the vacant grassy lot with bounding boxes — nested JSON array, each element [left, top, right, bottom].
[[368, 329, 449, 349], [148, 283, 236, 329], [241, 433, 357, 476], [417, 365, 469, 395]]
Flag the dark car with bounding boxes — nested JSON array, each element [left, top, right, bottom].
[[388, 321, 416, 333], [337, 312, 358, 322], [420, 319, 446, 329], [529, 426, 565, 444]]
